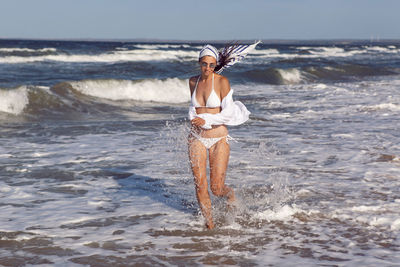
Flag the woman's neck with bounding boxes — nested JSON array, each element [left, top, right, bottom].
[[200, 72, 213, 81]]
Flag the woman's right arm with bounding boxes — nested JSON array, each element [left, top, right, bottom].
[[188, 76, 196, 96]]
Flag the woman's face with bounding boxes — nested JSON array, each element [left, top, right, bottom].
[[199, 56, 217, 76]]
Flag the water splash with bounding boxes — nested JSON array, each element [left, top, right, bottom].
[[161, 119, 294, 228], [162, 119, 192, 178], [224, 139, 294, 228]]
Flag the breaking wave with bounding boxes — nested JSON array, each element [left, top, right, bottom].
[[0, 47, 57, 53], [0, 49, 197, 64], [0, 78, 190, 118], [243, 68, 305, 85], [70, 78, 189, 103], [0, 86, 29, 115], [242, 63, 397, 85]]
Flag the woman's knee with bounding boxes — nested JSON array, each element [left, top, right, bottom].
[[189, 149, 206, 169]]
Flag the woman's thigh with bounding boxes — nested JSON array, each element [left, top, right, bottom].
[[188, 138, 208, 187], [209, 138, 230, 186]]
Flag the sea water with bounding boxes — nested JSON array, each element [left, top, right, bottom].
[[0, 39, 399, 266]]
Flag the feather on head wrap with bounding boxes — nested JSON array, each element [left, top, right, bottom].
[[198, 41, 261, 74]]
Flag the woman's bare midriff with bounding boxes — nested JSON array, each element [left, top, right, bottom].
[[191, 107, 228, 138]]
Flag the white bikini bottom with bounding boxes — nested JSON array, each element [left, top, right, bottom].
[[191, 133, 234, 149]]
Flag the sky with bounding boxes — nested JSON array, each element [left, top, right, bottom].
[[0, 0, 399, 40]]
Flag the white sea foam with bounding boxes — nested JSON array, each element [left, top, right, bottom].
[[363, 103, 400, 112], [365, 46, 399, 53], [277, 68, 303, 84], [391, 219, 400, 230], [254, 204, 300, 221], [351, 205, 382, 212], [294, 46, 397, 58], [250, 48, 280, 57], [0, 47, 57, 53], [331, 133, 355, 139], [133, 44, 192, 49], [70, 78, 190, 103], [111, 48, 197, 60], [309, 47, 345, 56], [354, 214, 400, 231], [296, 46, 355, 57], [330, 199, 400, 232], [313, 83, 327, 89], [0, 87, 29, 115]]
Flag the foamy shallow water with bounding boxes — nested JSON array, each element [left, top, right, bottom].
[[1, 39, 400, 266], [1, 76, 400, 266]]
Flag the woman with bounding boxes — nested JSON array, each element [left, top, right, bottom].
[[188, 42, 259, 229]]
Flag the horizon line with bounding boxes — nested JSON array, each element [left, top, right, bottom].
[[1, 37, 400, 44]]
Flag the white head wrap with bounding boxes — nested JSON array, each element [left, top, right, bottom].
[[199, 44, 219, 63]]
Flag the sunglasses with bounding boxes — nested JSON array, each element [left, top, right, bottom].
[[200, 62, 216, 69]]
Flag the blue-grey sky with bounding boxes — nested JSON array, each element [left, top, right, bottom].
[[1, 0, 399, 40]]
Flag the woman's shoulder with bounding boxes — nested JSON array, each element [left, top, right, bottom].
[[214, 72, 228, 81], [214, 73, 230, 96], [189, 75, 199, 86], [189, 75, 199, 94], [214, 73, 230, 86], [189, 75, 200, 82]]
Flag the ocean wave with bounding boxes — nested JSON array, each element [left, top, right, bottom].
[[249, 46, 353, 59], [0, 47, 58, 58], [304, 64, 395, 81], [1, 44, 399, 65], [70, 78, 190, 103], [364, 45, 399, 53], [0, 47, 57, 53], [238, 45, 400, 62], [243, 68, 306, 85], [277, 69, 303, 84], [248, 48, 280, 57], [0, 78, 190, 118], [0, 86, 29, 115], [255, 45, 400, 60], [133, 44, 192, 49], [243, 63, 396, 84], [0, 49, 197, 64], [256, 45, 400, 59], [0, 85, 75, 117], [111, 49, 197, 60]]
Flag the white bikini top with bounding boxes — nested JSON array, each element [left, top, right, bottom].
[[191, 73, 221, 108]]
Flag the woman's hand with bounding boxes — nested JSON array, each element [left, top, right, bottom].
[[191, 117, 205, 127]]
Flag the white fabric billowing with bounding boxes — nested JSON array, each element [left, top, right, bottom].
[[188, 89, 250, 129]]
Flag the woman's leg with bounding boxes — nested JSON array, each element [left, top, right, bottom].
[[188, 138, 214, 229], [209, 138, 235, 203]]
